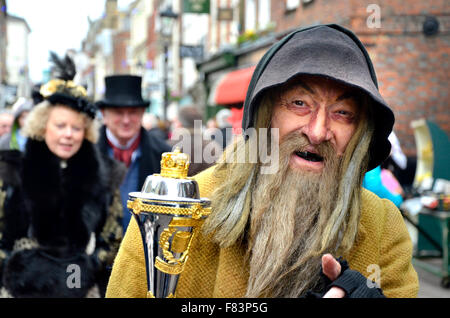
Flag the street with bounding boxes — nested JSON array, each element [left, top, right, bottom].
[[416, 258, 450, 298]]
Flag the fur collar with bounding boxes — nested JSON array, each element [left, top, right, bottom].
[[21, 139, 109, 254]]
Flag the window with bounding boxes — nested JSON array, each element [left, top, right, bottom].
[[245, 0, 256, 32], [286, 0, 300, 11], [245, 0, 271, 31], [258, 0, 271, 30]]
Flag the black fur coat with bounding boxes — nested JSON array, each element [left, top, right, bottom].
[[0, 139, 125, 297]]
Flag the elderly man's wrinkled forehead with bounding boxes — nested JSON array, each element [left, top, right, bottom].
[[275, 75, 364, 105]]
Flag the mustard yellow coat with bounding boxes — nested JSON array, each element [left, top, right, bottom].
[[106, 166, 419, 298]]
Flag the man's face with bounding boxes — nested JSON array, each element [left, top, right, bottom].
[[101, 107, 145, 145], [271, 76, 360, 173], [0, 114, 13, 136]]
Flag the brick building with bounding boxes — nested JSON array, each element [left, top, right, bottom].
[[0, 0, 7, 85], [113, 28, 131, 74]]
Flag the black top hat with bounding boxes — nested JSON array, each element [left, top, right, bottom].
[[96, 75, 150, 108]]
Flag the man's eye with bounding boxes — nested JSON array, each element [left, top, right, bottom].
[[284, 98, 309, 115], [334, 110, 357, 123], [337, 110, 353, 117]]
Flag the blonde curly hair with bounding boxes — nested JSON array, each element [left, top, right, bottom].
[[22, 101, 100, 144]]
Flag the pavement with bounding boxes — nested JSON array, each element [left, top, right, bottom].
[[415, 258, 450, 298], [402, 212, 450, 298]]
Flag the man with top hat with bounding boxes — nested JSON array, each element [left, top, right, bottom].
[[96, 75, 171, 233]]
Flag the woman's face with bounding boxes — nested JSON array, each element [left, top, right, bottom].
[[44, 105, 86, 160]]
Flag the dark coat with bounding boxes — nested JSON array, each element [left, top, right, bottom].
[[168, 131, 220, 177], [0, 139, 125, 297], [97, 126, 172, 190]]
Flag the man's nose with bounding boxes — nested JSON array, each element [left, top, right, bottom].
[[122, 112, 131, 123], [303, 109, 332, 145]]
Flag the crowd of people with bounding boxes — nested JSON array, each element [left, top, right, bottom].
[[0, 51, 235, 298], [0, 24, 418, 298]]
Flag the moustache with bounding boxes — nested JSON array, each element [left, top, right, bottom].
[[279, 131, 337, 165]]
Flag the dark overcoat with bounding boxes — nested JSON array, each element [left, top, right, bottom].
[[0, 139, 125, 297], [97, 126, 172, 190]]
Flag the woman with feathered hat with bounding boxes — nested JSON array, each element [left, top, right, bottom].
[[0, 53, 126, 297]]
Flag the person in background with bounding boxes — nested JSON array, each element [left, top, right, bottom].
[[206, 117, 218, 130], [363, 165, 404, 207], [384, 131, 415, 194], [142, 112, 169, 141], [0, 98, 33, 151], [96, 75, 171, 234], [362, 132, 406, 207], [215, 108, 233, 150], [141, 112, 155, 131], [170, 105, 220, 176], [0, 53, 125, 297], [0, 111, 13, 138], [388, 131, 407, 172]]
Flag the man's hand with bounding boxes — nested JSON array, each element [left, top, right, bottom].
[[321, 253, 346, 298]]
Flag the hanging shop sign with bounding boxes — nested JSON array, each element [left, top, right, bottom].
[[183, 0, 210, 14]]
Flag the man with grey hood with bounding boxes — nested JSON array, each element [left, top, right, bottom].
[[106, 24, 418, 298]]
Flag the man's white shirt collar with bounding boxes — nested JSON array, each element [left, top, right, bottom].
[[106, 128, 140, 150]]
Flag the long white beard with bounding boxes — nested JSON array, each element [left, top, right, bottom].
[[205, 124, 372, 297], [246, 132, 341, 297]]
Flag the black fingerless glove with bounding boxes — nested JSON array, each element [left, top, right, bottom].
[[304, 257, 385, 298]]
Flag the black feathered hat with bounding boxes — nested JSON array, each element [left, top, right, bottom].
[[95, 75, 150, 109], [39, 52, 97, 119], [242, 24, 395, 171]]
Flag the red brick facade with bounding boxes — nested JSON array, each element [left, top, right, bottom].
[[146, 4, 158, 69], [113, 30, 130, 74]]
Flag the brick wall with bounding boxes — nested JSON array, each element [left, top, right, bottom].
[[0, 0, 7, 84], [146, 6, 158, 68], [113, 30, 130, 74], [363, 33, 449, 156], [269, 0, 449, 156]]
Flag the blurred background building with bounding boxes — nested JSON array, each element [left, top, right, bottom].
[[1, 0, 32, 108], [0, 0, 7, 85]]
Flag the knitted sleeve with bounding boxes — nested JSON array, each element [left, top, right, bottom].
[[378, 199, 419, 297], [105, 217, 148, 298]]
